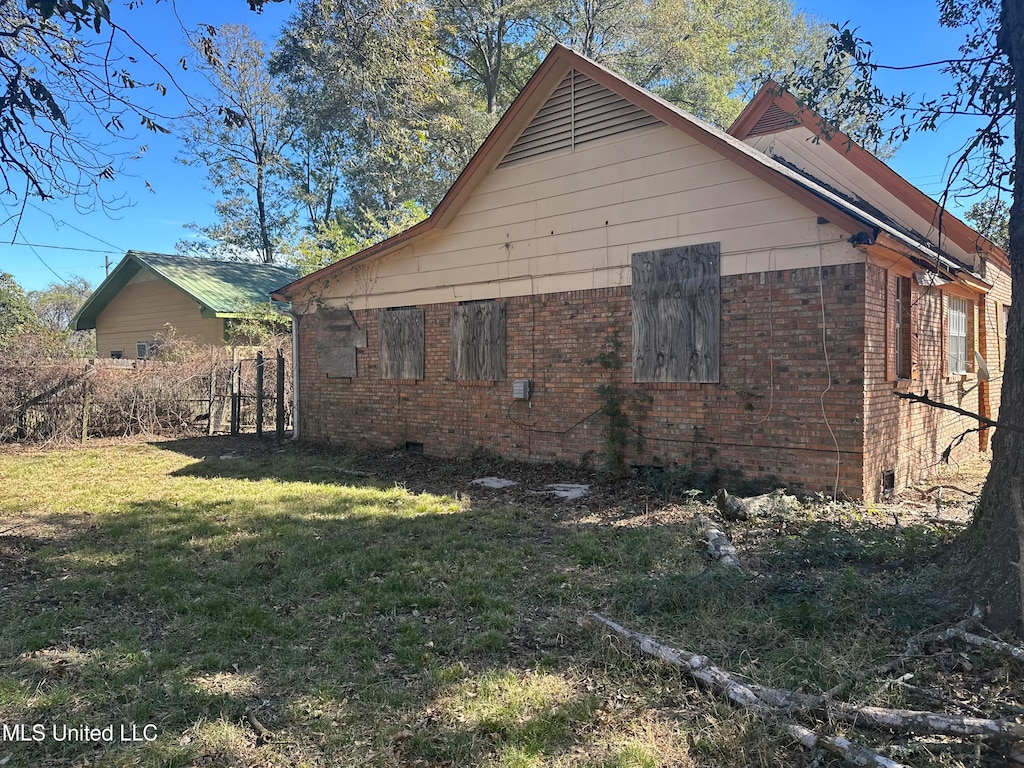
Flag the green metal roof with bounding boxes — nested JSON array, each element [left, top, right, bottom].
[[73, 251, 298, 331]]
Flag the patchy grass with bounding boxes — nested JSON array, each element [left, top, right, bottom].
[[0, 438, 1008, 767]]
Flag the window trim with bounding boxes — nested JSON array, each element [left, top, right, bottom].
[[947, 296, 969, 376], [894, 276, 913, 380]]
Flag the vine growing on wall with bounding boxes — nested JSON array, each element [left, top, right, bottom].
[[583, 332, 651, 478]]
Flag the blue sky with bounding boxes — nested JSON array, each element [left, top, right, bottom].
[[1, 0, 991, 292]]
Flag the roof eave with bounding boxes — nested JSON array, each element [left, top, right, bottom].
[[71, 254, 143, 330], [729, 82, 1011, 272]]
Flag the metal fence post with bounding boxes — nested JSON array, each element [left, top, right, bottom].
[[255, 350, 264, 439], [276, 348, 285, 439], [230, 348, 240, 436]]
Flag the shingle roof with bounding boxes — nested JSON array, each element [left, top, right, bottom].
[[73, 251, 298, 331]]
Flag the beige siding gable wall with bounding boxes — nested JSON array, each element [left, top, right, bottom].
[[95, 269, 226, 357], [311, 124, 864, 311], [745, 127, 980, 268]]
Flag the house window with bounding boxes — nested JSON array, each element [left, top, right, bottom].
[[632, 243, 721, 383], [450, 301, 506, 381], [136, 341, 154, 360], [948, 296, 969, 375], [894, 276, 912, 380], [379, 308, 424, 380], [110, 350, 123, 360]]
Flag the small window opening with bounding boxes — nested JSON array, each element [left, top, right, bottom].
[[405, 441, 424, 454]]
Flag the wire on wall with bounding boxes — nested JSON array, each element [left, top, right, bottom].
[[751, 249, 775, 425], [817, 231, 842, 499]]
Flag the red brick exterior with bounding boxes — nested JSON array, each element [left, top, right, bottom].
[[861, 261, 1010, 500], [298, 263, 876, 497]]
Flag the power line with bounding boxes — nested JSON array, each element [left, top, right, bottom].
[[26, 201, 124, 253], [20, 238, 71, 286], [1, 241, 120, 254]]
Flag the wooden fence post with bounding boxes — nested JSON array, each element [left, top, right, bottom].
[[255, 350, 264, 439], [81, 363, 91, 445], [230, 348, 240, 436], [276, 349, 285, 439]]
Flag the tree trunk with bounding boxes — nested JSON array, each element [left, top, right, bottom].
[[958, 0, 1024, 632]]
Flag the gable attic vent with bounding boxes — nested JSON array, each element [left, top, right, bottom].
[[746, 102, 800, 137], [498, 70, 663, 167]]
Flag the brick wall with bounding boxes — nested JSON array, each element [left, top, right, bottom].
[[862, 262, 999, 499], [297, 263, 868, 496]]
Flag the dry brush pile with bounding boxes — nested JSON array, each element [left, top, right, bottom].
[[0, 332, 291, 443]]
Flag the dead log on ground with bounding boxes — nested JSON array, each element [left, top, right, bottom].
[[714, 488, 748, 520], [911, 620, 1024, 663], [786, 724, 908, 768], [580, 611, 1024, 763]]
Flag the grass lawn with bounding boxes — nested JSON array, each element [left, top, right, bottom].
[[0, 437, 1006, 767]]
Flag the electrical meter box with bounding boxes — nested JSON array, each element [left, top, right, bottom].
[[512, 379, 532, 400]]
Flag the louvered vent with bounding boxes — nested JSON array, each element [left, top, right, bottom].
[[498, 70, 663, 167], [746, 102, 799, 137]]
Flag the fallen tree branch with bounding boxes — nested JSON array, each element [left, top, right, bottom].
[[914, 622, 1024, 663], [824, 658, 906, 701], [894, 389, 1024, 434], [581, 612, 1024, 743], [704, 526, 741, 569], [691, 513, 742, 569], [579, 612, 810, 710], [786, 723, 908, 768]]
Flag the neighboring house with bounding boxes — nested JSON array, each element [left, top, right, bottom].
[[74, 251, 297, 359], [273, 45, 1011, 501]]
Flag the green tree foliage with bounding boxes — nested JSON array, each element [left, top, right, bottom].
[[27, 276, 91, 332], [284, 201, 429, 277], [27, 277, 94, 355], [965, 195, 1010, 251], [177, 23, 296, 264], [272, 0, 491, 225], [434, 0, 541, 113], [0, 271, 39, 347], [638, 0, 828, 128]]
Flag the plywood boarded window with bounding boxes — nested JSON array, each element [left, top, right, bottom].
[[379, 308, 424, 380], [451, 301, 506, 381], [316, 307, 367, 378], [632, 243, 720, 383]]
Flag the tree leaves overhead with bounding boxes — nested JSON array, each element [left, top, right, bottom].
[[177, 23, 296, 264], [0, 0, 170, 217]]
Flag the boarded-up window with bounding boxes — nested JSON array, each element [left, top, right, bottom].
[[631, 244, 720, 383], [380, 308, 425, 380], [450, 301, 507, 381], [317, 307, 367, 378]]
